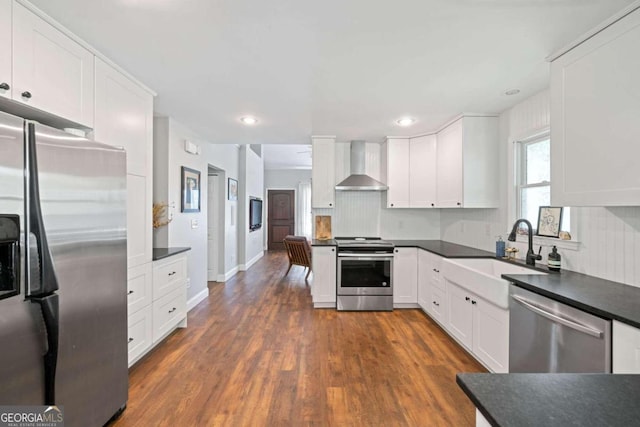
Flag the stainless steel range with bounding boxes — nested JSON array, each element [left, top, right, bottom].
[[335, 237, 394, 311]]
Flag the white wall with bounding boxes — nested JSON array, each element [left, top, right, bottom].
[[440, 89, 640, 288], [264, 169, 311, 189], [238, 145, 265, 268], [206, 143, 241, 277], [153, 117, 209, 305]]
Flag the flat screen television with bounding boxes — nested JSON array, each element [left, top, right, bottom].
[[249, 198, 263, 231]]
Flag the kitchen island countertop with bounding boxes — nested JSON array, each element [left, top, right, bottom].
[[457, 373, 640, 427]]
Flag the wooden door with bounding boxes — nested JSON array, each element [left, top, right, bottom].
[[268, 190, 295, 250]]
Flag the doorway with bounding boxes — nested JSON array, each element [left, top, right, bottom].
[[267, 189, 295, 250], [207, 166, 225, 281]]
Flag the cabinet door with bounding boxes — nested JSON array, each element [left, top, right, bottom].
[[429, 287, 446, 326], [127, 262, 152, 316], [613, 320, 640, 373], [446, 280, 473, 349], [436, 119, 463, 207], [311, 138, 335, 208], [409, 135, 437, 207], [12, 3, 94, 126], [127, 174, 152, 268], [550, 9, 640, 206], [127, 304, 152, 367], [311, 246, 337, 304], [473, 297, 509, 373], [94, 58, 154, 177], [0, 0, 11, 99], [393, 247, 418, 304], [386, 138, 410, 208]]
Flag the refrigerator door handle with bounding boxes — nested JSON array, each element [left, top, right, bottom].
[[31, 293, 59, 405], [25, 123, 59, 297]]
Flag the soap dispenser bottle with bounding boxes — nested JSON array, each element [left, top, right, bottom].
[[548, 246, 561, 271], [496, 236, 505, 258]]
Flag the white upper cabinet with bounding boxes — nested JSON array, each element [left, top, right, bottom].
[[436, 116, 499, 208], [384, 138, 410, 208], [94, 58, 154, 177], [12, 3, 94, 127], [0, 0, 11, 99], [312, 136, 336, 208], [550, 8, 640, 206], [384, 135, 437, 208], [410, 135, 437, 207]]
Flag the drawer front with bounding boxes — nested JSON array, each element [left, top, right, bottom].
[[429, 287, 446, 324], [127, 263, 152, 315], [152, 287, 187, 343], [153, 256, 187, 301], [127, 305, 152, 366], [431, 256, 444, 291]]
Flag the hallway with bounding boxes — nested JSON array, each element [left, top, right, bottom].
[[113, 251, 484, 426]]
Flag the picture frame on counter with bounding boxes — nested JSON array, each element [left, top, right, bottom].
[[181, 166, 201, 212], [536, 206, 563, 237]]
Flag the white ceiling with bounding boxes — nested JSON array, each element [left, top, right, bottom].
[[30, 0, 633, 150], [262, 144, 312, 170]]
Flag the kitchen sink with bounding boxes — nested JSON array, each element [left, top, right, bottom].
[[441, 258, 547, 309]]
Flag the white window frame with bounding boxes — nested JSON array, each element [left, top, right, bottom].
[[509, 128, 580, 251], [516, 132, 551, 225]]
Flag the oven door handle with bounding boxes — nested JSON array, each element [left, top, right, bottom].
[[338, 253, 393, 258]]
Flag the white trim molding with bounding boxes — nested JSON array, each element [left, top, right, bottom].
[[239, 251, 264, 271], [218, 266, 239, 282], [187, 288, 209, 311]]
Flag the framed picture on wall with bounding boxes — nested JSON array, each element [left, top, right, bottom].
[[181, 166, 201, 212], [228, 178, 238, 201], [536, 206, 563, 237]]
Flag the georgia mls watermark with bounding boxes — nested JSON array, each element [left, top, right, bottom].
[[0, 406, 64, 427]]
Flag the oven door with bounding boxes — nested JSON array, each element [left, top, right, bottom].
[[337, 254, 393, 296]]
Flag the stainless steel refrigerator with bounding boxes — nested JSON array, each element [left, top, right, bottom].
[[0, 110, 128, 426]]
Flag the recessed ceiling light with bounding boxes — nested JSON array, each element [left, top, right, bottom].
[[240, 116, 258, 125], [505, 89, 520, 96], [396, 117, 416, 127]]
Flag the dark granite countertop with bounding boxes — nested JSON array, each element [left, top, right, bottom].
[[457, 373, 640, 427], [152, 247, 191, 261], [503, 270, 640, 329], [311, 239, 337, 246], [388, 240, 495, 258]]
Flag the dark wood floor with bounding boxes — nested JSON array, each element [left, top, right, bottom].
[[112, 251, 485, 426]]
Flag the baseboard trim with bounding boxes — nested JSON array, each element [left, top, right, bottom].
[[218, 266, 239, 282], [313, 302, 336, 308], [239, 251, 264, 271], [187, 288, 209, 311], [393, 303, 421, 309]]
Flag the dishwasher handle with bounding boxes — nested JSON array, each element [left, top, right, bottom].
[[511, 295, 603, 338]]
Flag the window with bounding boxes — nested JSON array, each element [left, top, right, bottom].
[[516, 133, 570, 233]]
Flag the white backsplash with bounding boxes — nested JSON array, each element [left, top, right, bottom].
[[313, 191, 440, 239]]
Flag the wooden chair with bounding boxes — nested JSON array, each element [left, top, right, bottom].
[[283, 235, 312, 280]]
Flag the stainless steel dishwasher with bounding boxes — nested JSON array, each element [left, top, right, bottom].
[[509, 285, 611, 373]]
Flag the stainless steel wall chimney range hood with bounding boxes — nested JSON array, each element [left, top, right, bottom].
[[335, 141, 388, 191]]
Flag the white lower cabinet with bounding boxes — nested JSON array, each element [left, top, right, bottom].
[[152, 287, 187, 343], [446, 279, 509, 373], [393, 247, 418, 306], [613, 320, 640, 373], [429, 287, 447, 325], [127, 305, 153, 366], [418, 249, 445, 321], [126, 252, 189, 366], [311, 246, 337, 307]]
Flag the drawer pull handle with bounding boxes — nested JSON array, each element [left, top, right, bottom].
[[128, 337, 134, 343], [465, 296, 470, 301], [168, 271, 177, 276], [0, 82, 9, 90], [127, 290, 134, 295], [21, 91, 32, 99], [168, 307, 177, 314], [433, 301, 439, 307], [471, 300, 477, 305]]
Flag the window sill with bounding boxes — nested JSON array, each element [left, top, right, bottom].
[[514, 234, 580, 251]]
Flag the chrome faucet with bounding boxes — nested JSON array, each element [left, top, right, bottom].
[[507, 219, 542, 266]]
